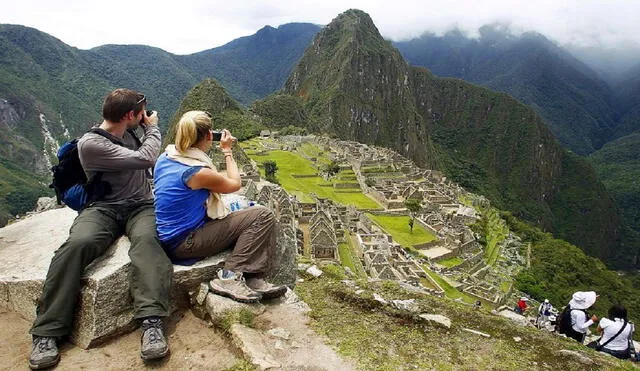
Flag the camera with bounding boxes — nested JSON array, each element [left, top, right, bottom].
[[211, 130, 223, 141], [146, 110, 153, 117]]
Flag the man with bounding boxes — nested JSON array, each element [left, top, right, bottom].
[[29, 89, 173, 369]]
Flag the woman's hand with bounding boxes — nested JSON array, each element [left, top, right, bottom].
[[219, 129, 236, 151]]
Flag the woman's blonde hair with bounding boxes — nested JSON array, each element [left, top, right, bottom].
[[175, 111, 212, 152]]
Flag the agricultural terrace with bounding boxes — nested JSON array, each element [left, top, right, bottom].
[[366, 214, 437, 248], [241, 140, 381, 209]]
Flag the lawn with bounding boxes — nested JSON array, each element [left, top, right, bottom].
[[247, 150, 381, 209], [366, 214, 437, 247], [437, 257, 463, 268], [425, 268, 476, 304]]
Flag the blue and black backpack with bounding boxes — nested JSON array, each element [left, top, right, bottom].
[[49, 128, 141, 210]]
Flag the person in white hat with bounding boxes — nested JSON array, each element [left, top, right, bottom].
[[567, 291, 598, 343], [537, 299, 554, 328]]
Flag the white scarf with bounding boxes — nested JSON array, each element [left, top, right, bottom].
[[165, 144, 229, 220]]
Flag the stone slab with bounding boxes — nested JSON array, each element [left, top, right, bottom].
[[0, 207, 227, 349]]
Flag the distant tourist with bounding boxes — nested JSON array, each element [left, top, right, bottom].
[[153, 110, 285, 303], [566, 291, 599, 343], [593, 305, 634, 359], [473, 300, 482, 310], [515, 297, 529, 314], [538, 299, 553, 327], [29, 89, 172, 369]]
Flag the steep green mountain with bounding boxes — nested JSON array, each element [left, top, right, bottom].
[[282, 11, 438, 168], [395, 27, 617, 155], [613, 63, 640, 138], [0, 22, 318, 221], [164, 78, 263, 147], [271, 9, 625, 266]]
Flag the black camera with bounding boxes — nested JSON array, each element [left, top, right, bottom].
[[146, 110, 153, 117], [211, 130, 223, 141]]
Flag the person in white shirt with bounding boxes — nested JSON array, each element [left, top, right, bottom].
[[568, 291, 599, 343], [596, 305, 634, 359], [538, 299, 553, 327]]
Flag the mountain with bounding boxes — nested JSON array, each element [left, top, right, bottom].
[[0, 23, 318, 222], [394, 27, 617, 155], [163, 78, 263, 147], [178, 23, 321, 106], [613, 63, 640, 137], [269, 9, 625, 266]]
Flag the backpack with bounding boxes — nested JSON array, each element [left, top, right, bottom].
[[49, 128, 141, 210], [556, 306, 587, 334]]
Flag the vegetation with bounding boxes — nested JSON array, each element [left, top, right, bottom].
[[296, 268, 631, 369], [437, 257, 464, 268], [245, 148, 380, 209], [404, 198, 421, 233], [470, 206, 509, 266], [366, 213, 437, 247], [504, 212, 640, 329], [263, 160, 279, 184]]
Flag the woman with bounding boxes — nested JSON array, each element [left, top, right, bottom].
[[154, 110, 285, 303], [596, 305, 634, 359], [567, 291, 599, 343]]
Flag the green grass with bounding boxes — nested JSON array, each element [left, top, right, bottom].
[[437, 257, 463, 268], [478, 207, 509, 266], [366, 214, 437, 247], [337, 233, 368, 279], [246, 149, 381, 209], [425, 268, 476, 304]]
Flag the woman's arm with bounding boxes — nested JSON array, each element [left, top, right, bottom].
[[187, 167, 241, 193]]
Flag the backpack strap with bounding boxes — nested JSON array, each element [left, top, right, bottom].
[[597, 320, 628, 350]]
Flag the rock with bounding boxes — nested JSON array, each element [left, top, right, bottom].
[[373, 293, 387, 304], [344, 266, 354, 276], [355, 289, 365, 295], [306, 265, 323, 277], [35, 197, 60, 213], [195, 283, 209, 305], [513, 337, 522, 342], [230, 324, 282, 370], [267, 327, 290, 340], [283, 288, 310, 313], [205, 293, 265, 320], [555, 350, 596, 366], [496, 309, 531, 327], [274, 339, 286, 350], [0, 207, 226, 349], [419, 314, 452, 329], [266, 226, 297, 286], [463, 328, 491, 338], [341, 280, 356, 287], [391, 299, 419, 313], [297, 263, 311, 271]]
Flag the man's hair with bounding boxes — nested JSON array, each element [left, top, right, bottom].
[[608, 304, 628, 321], [175, 111, 212, 153], [102, 88, 145, 122]]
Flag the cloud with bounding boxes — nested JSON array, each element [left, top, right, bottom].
[[2, 0, 640, 55]]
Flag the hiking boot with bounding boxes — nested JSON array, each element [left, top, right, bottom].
[[140, 317, 169, 361], [209, 270, 262, 303], [246, 277, 287, 299], [29, 336, 60, 369]]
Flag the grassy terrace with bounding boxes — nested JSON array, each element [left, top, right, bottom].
[[479, 207, 509, 266], [366, 214, 437, 248], [437, 257, 463, 268], [243, 144, 381, 209], [337, 231, 367, 278], [424, 268, 476, 304]]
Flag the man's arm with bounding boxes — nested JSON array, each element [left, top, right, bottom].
[[79, 125, 161, 172]]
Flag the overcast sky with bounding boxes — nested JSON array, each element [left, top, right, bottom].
[[2, 0, 639, 55]]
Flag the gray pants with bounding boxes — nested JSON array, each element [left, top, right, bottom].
[[173, 206, 276, 274], [30, 201, 173, 338]]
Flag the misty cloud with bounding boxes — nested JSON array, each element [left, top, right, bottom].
[[2, 0, 640, 57]]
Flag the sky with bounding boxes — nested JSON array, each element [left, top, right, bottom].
[[2, 0, 640, 55]]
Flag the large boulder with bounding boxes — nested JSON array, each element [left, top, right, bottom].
[[0, 207, 228, 348]]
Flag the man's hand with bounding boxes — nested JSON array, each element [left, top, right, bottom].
[[142, 110, 159, 126]]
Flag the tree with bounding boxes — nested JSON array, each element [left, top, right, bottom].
[[264, 160, 279, 184], [404, 198, 422, 233], [324, 160, 341, 178]]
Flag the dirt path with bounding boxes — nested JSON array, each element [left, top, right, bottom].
[[0, 309, 240, 370]]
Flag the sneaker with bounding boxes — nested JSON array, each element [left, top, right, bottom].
[[29, 336, 60, 369], [209, 270, 262, 303], [140, 317, 169, 361], [246, 277, 287, 299]]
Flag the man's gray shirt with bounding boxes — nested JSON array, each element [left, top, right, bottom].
[[78, 124, 161, 204]]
